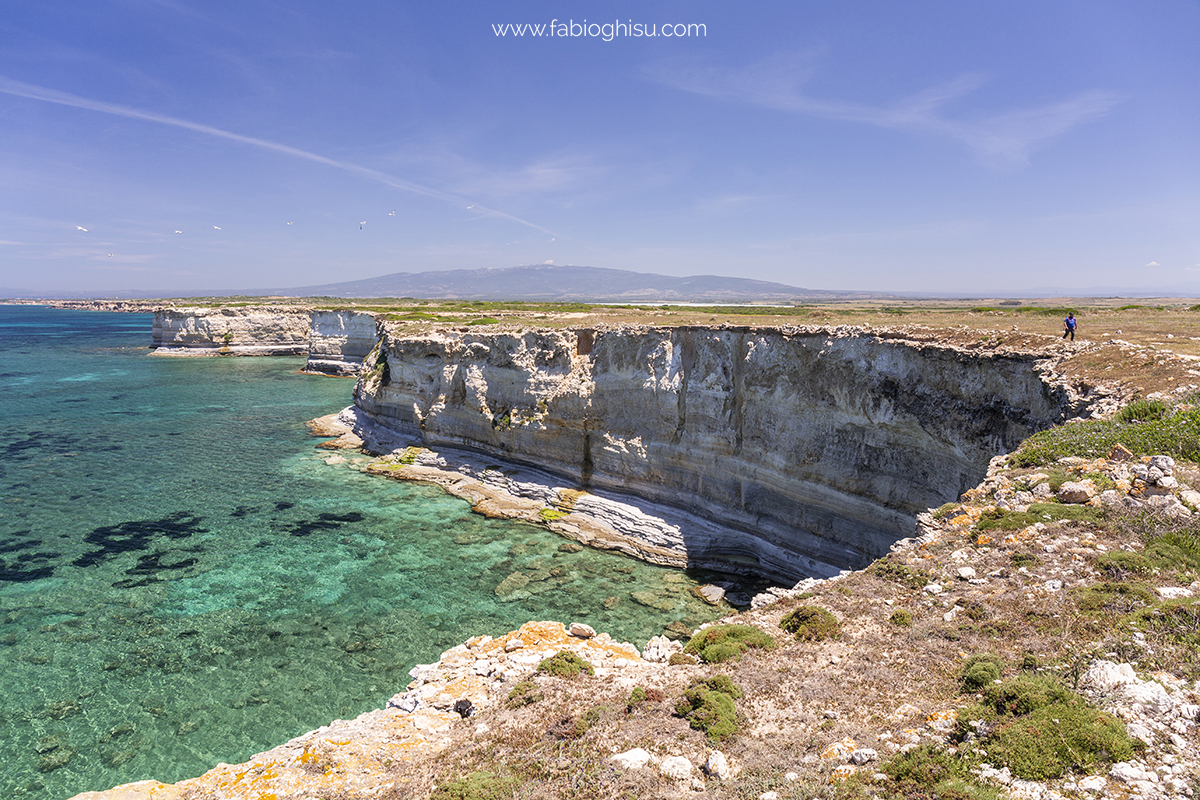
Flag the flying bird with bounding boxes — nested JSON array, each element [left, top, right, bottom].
[[212, 225, 221, 230], [287, 221, 293, 225], [76, 226, 88, 232], [174, 230, 182, 234], [360, 221, 366, 229], [388, 210, 396, 216], [466, 205, 474, 210], [107, 253, 113, 257]]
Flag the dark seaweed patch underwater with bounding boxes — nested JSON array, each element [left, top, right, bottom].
[[0, 306, 725, 798]]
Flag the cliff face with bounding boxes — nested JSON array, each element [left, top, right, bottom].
[[151, 307, 311, 356], [150, 307, 377, 374], [354, 325, 1070, 580], [305, 310, 380, 375]]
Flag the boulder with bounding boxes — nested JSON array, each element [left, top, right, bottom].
[[1057, 480, 1098, 504], [660, 756, 692, 780], [568, 622, 596, 639], [1108, 443, 1133, 461], [704, 750, 732, 780], [611, 748, 653, 770], [642, 635, 683, 663], [694, 584, 727, 605]]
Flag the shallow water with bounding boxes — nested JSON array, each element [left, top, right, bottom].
[[0, 305, 729, 798]]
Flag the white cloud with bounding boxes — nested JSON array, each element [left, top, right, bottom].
[[1146, 261, 1160, 267], [647, 52, 1123, 168]]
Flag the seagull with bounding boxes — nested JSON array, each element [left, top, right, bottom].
[[213, 225, 221, 230], [76, 226, 88, 232], [287, 221, 293, 225], [175, 230, 182, 234], [388, 210, 396, 216], [466, 205, 474, 210], [107, 253, 113, 257], [360, 221, 366, 229]]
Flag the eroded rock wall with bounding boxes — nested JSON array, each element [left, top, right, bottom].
[[151, 307, 311, 356], [304, 310, 380, 375], [354, 325, 1070, 580]]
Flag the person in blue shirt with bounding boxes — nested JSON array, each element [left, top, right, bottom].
[[1062, 312, 1077, 341]]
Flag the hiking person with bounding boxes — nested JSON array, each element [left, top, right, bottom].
[[1062, 312, 1077, 341]]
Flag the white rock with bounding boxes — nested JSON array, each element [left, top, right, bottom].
[[943, 607, 959, 622], [1110, 762, 1148, 783], [759, 793, 780, 800], [849, 748, 878, 765], [611, 748, 653, 770], [1158, 587, 1194, 599], [1009, 779, 1045, 799], [1158, 476, 1180, 489], [696, 584, 726, 605], [1043, 580, 1063, 591], [642, 635, 683, 662], [1150, 455, 1176, 473], [1057, 480, 1098, 504], [1080, 660, 1138, 692], [783, 771, 799, 782], [704, 750, 731, 780], [1077, 775, 1106, 792], [924, 582, 944, 595], [504, 638, 524, 652], [660, 755, 693, 780], [1125, 680, 1174, 714], [956, 567, 976, 580], [569, 622, 596, 638], [1127, 723, 1155, 744], [1032, 482, 1053, 499]]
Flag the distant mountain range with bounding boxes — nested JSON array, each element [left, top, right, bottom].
[[4, 264, 1199, 302], [272, 265, 876, 302]]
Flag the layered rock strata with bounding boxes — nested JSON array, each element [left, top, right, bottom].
[[305, 309, 380, 376], [150, 307, 377, 374], [353, 325, 1078, 582], [151, 306, 311, 356]]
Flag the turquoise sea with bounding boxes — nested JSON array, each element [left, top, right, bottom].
[[0, 305, 731, 799]]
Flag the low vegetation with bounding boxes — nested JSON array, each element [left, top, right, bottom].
[[674, 675, 743, 742], [779, 605, 841, 641], [683, 624, 776, 663], [535, 651, 594, 680]]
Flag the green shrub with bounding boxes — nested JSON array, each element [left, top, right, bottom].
[[980, 675, 1072, 716], [674, 676, 743, 741], [960, 654, 1004, 692], [869, 557, 932, 588], [1116, 399, 1169, 424], [668, 652, 697, 666], [976, 503, 1103, 532], [1011, 404, 1200, 466], [505, 680, 543, 709], [881, 745, 1004, 800], [959, 675, 1135, 780], [536, 651, 594, 679], [780, 606, 840, 641], [890, 608, 914, 627], [985, 702, 1134, 779], [1096, 551, 1152, 578], [431, 770, 520, 800], [683, 624, 776, 664]]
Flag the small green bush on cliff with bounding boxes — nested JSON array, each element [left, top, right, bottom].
[[683, 624, 776, 664], [780, 605, 840, 641], [536, 651, 594, 679], [674, 675, 743, 741], [959, 653, 1004, 692], [957, 675, 1134, 780], [430, 769, 520, 800]]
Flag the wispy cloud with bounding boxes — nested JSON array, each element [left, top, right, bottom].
[[1146, 261, 1160, 267], [646, 52, 1123, 168], [0, 77, 555, 234]]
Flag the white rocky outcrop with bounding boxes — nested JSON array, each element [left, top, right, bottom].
[[151, 307, 378, 375]]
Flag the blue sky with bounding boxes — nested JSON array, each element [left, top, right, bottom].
[[1, 1, 1197, 295]]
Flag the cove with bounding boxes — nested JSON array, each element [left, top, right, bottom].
[[0, 305, 728, 799]]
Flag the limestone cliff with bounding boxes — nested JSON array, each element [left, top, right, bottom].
[[150, 307, 377, 375], [354, 325, 1076, 581], [151, 306, 311, 356], [305, 309, 380, 376]]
